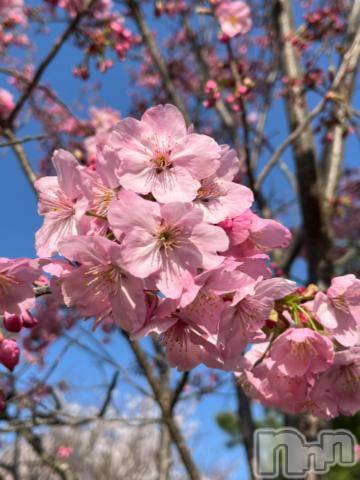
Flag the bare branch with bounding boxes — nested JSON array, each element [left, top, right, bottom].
[[19, 428, 77, 480], [122, 333, 201, 480], [126, 0, 190, 125], [170, 372, 189, 412], [323, 2, 360, 202], [1, 128, 37, 193], [5, 0, 97, 126], [271, 0, 333, 284], [98, 371, 119, 417], [0, 134, 50, 148]]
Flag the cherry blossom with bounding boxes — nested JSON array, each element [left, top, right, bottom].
[[109, 104, 222, 203], [215, 1, 252, 38], [35, 149, 85, 257], [58, 235, 147, 332]]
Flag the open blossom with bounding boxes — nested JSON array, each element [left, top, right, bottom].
[[238, 343, 311, 414], [35, 149, 85, 257], [134, 292, 224, 371], [312, 274, 360, 347], [58, 236, 147, 332], [309, 347, 360, 417], [270, 328, 334, 377], [108, 190, 229, 298], [109, 104, 222, 203], [0, 258, 41, 314], [218, 278, 297, 369], [194, 147, 253, 223], [220, 210, 292, 257], [216, 1, 252, 38]]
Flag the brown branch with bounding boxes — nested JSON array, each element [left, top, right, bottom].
[[170, 371, 189, 412], [271, 0, 332, 285], [5, 0, 96, 126], [255, 98, 326, 190], [182, 14, 269, 215], [0, 134, 50, 148], [98, 371, 119, 417], [1, 128, 37, 193], [0, 67, 77, 120], [126, 0, 190, 125], [322, 1, 360, 202], [122, 333, 201, 480], [19, 428, 77, 480], [234, 379, 256, 480]]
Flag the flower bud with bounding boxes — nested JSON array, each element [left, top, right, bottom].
[[21, 310, 38, 328], [3, 312, 23, 333], [0, 339, 20, 371]]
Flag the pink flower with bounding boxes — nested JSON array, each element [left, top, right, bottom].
[[270, 328, 334, 377], [312, 274, 360, 347], [58, 236, 147, 332], [77, 147, 121, 233], [109, 104, 221, 203], [218, 278, 296, 368], [56, 445, 73, 459], [314, 347, 360, 416], [108, 191, 229, 298], [0, 338, 20, 371], [134, 292, 223, 371], [238, 343, 311, 414], [35, 149, 85, 257], [220, 210, 292, 258], [216, 1, 252, 38], [0, 258, 41, 314], [194, 147, 253, 223]]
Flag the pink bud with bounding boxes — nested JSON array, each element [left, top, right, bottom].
[[22, 310, 38, 328], [0, 339, 20, 371], [3, 313, 23, 333]]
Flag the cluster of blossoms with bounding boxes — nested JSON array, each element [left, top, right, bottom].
[[0, 0, 27, 53], [51, 0, 140, 78], [303, 5, 345, 41], [1, 104, 360, 419], [0, 258, 42, 373], [240, 275, 360, 419]]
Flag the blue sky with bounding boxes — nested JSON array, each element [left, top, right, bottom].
[[0, 2, 359, 478]]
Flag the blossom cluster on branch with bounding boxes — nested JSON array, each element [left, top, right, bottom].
[[0, 104, 359, 419]]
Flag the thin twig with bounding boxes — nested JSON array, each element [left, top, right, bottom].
[[6, 0, 96, 126], [98, 371, 119, 417], [170, 371, 189, 412], [126, 0, 190, 125], [0, 134, 50, 148], [2, 128, 37, 193]]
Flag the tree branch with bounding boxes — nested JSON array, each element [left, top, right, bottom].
[[1, 129, 37, 193], [5, 0, 97, 126], [271, 0, 332, 285], [122, 333, 201, 480], [322, 1, 360, 202], [126, 0, 190, 125], [19, 428, 77, 480]]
